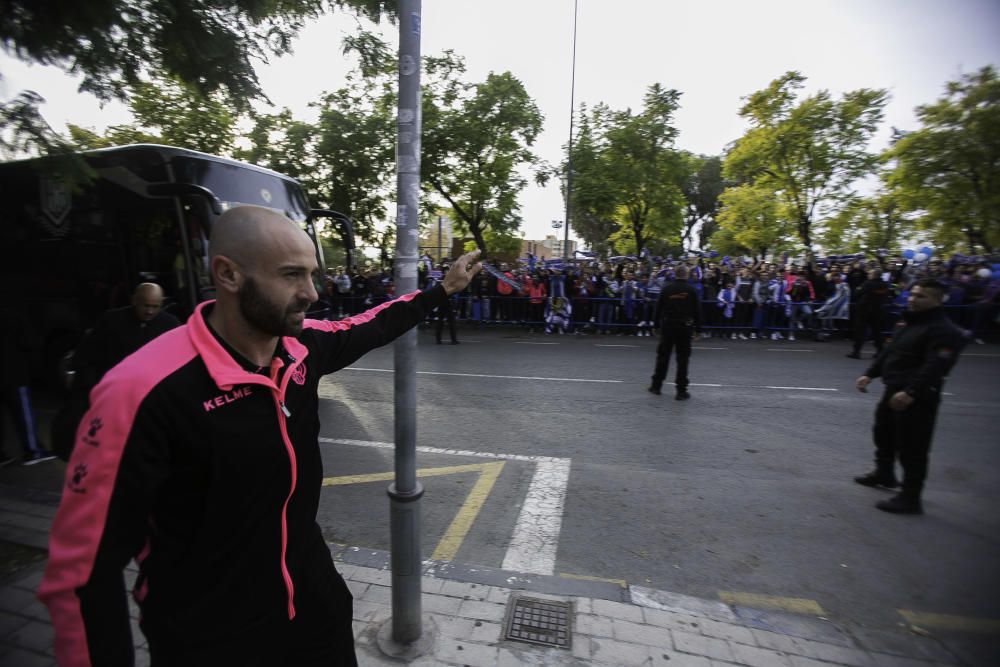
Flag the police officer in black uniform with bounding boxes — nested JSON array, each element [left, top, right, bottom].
[[648, 265, 701, 400], [854, 279, 966, 514], [847, 268, 890, 358]]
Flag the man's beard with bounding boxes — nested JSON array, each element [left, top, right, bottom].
[[239, 276, 310, 337]]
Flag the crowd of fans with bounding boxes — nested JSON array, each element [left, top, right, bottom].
[[321, 251, 1000, 342]]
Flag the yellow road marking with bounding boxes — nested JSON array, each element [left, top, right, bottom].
[[898, 610, 1000, 634], [323, 463, 498, 486], [431, 462, 505, 561], [559, 572, 628, 589], [718, 591, 825, 615], [322, 462, 506, 563]]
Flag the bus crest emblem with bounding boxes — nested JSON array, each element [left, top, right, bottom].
[[40, 177, 71, 237]]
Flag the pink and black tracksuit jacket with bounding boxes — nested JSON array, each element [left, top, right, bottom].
[[38, 286, 448, 667]]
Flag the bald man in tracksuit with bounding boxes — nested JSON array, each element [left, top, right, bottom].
[[648, 265, 701, 400], [39, 205, 482, 667]]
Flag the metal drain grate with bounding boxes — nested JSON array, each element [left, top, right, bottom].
[[504, 595, 572, 649]]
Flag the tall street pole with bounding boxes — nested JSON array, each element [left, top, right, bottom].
[[389, 0, 423, 645], [563, 0, 578, 260]]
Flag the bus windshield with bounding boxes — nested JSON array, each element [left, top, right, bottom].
[[171, 156, 311, 222]]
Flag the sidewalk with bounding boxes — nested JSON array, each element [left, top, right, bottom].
[[0, 483, 985, 667]]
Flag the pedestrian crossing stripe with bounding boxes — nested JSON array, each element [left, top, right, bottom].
[[718, 591, 825, 615], [898, 609, 1000, 634], [322, 462, 506, 563]]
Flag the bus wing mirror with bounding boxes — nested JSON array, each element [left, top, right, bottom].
[[148, 183, 223, 215], [310, 209, 356, 250]]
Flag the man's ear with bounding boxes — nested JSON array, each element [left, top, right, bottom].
[[211, 255, 242, 294]]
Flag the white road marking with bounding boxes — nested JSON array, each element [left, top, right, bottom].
[[767, 349, 814, 352], [344, 367, 623, 383], [692, 347, 728, 350], [965, 353, 1000, 357], [786, 394, 850, 402], [514, 341, 559, 345], [501, 458, 571, 576], [320, 437, 570, 575], [762, 385, 837, 391], [339, 370, 839, 392], [595, 344, 638, 348], [676, 382, 838, 392]]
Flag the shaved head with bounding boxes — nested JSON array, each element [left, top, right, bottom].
[[134, 282, 164, 301], [207, 205, 320, 342], [132, 282, 165, 322], [209, 205, 310, 272]]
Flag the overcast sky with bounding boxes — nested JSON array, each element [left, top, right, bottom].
[[2, 0, 999, 242]]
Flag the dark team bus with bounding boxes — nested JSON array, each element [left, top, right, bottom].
[[0, 143, 355, 384]]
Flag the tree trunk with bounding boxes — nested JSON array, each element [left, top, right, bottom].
[[469, 221, 488, 259], [633, 220, 645, 258]]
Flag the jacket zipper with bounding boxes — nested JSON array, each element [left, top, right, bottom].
[[271, 356, 299, 621]]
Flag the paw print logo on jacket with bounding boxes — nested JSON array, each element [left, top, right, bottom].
[[291, 364, 307, 386], [83, 417, 104, 447], [69, 464, 88, 494]]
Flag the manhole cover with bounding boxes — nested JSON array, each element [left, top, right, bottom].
[[504, 595, 571, 649]]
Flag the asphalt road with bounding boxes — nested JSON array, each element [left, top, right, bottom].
[[5, 323, 999, 653], [312, 325, 1000, 642]]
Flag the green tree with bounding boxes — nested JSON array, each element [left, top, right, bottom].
[[1, 0, 394, 156], [240, 32, 545, 257], [66, 77, 237, 154], [819, 189, 907, 254], [715, 183, 794, 258], [237, 36, 471, 247], [565, 104, 619, 257], [423, 70, 545, 257], [602, 84, 685, 255], [680, 153, 725, 250], [566, 85, 687, 257], [724, 72, 888, 261], [884, 66, 1000, 252]]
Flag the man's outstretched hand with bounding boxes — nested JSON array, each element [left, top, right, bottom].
[[441, 249, 483, 295]]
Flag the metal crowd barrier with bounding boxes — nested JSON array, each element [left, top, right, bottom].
[[319, 295, 997, 340]]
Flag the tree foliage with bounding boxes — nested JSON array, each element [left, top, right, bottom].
[[818, 189, 907, 254], [66, 77, 237, 154], [715, 183, 794, 258], [239, 32, 544, 254], [0, 89, 75, 158], [564, 104, 619, 257], [566, 85, 687, 257], [0, 0, 394, 106], [724, 71, 888, 260], [884, 65, 1000, 252], [0, 0, 395, 158], [679, 153, 725, 250], [423, 70, 545, 257]]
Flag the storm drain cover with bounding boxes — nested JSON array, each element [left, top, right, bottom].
[[504, 595, 572, 649]]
